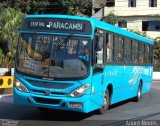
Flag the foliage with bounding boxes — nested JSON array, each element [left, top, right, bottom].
[[1, 0, 49, 14], [0, 7, 24, 68], [14, 0, 49, 14], [1, 0, 92, 15], [102, 12, 118, 25], [59, 0, 92, 16], [127, 29, 151, 39], [154, 37, 160, 71]]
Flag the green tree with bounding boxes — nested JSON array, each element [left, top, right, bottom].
[[0, 7, 24, 67], [154, 37, 160, 71], [102, 12, 118, 25], [14, 0, 49, 14], [59, 0, 92, 16]]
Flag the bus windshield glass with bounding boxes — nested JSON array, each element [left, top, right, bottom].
[[16, 33, 90, 79]]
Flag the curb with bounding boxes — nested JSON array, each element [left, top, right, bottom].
[[153, 72, 160, 81]]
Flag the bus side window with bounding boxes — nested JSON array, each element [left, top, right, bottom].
[[114, 35, 124, 63], [139, 43, 144, 64], [132, 41, 138, 64], [95, 36, 104, 65], [124, 38, 132, 64], [106, 33, 113, 63]]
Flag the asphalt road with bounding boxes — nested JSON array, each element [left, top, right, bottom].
[[0, 81, 160, 126]]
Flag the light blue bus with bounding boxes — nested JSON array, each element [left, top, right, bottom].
[[13, 15, 153, 114]]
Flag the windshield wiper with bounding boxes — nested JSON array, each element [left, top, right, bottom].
[[54, 35, 71, 50]]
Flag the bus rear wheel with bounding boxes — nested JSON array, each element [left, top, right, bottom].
[[97, 88, 110, 114], [135, 82, 142, 102]]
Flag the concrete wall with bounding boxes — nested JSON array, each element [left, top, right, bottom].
[[0, 68, 9, 76], [0, 68, 14, 76], [103, 0, 160, 39], [153, 72, 160, 81], [104, 0, 160, 16], [118, 16, 160, 39]]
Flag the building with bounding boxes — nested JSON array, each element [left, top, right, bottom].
[[92, 0, 160, 39]]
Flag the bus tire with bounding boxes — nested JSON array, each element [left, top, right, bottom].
[[135, 82, 142, 102], [97, 88, 110, 114]]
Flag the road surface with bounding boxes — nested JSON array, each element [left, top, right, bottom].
[[0, 81, 160, 126]]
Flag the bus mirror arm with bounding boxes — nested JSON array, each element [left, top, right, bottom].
[[93, 64, 104, 74]]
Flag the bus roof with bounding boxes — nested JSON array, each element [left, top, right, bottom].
[[24, 14, 153, 44], [93, 18, 153, 45]]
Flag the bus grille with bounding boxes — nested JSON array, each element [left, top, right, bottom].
[[27, 80, 73, 89], [31, 89, 66, 95], [33, 97, 61, 105]]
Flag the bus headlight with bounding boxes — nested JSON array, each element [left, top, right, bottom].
[[68, 84, 89, 97], [14, 78, 29, 93]]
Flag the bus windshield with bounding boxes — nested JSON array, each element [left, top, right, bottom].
[[16, 33, 90, 79]]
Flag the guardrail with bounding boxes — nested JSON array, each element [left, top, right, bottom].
[[0, 76, 14, 88], [0, 68, 14, 94], [0, 76, 13, 94]]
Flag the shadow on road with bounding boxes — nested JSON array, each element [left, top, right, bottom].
[[0, 93, 153, 121], [0, 99, 135, 121], [0, 102, 95, 121], [36, 108, 96, 121]]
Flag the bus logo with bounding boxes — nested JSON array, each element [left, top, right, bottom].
[[44, 90, 51, 96]]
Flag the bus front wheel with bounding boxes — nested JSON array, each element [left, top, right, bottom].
[[97, 88, 110, 114]]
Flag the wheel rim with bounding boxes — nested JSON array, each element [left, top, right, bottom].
[[103, 94, 109, 109], [138, 88, 141, 99]]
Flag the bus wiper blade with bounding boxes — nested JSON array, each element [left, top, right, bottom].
[[54, 36, 71, 50]]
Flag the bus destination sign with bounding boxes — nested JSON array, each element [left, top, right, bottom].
[[22, 18, 92, 34]]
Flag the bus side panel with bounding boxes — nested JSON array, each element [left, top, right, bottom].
[[123, 66, 153, 101], [119, 66, 142, 102], [103, 66, 124, 104], [141, 66, 153, 94], [103, 65, 153, 105], [123, 66, 138, 100], [91, 72, 105, 110]]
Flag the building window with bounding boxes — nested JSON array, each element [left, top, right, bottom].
[[106, 0, 115, 7], [142, 21, 160, 31], [128, 0, 136, 7], [149, 0, 157, 7], [118, 20, 127, 28]]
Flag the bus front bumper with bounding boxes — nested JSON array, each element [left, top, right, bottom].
[[13, 87, 95, 113]]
